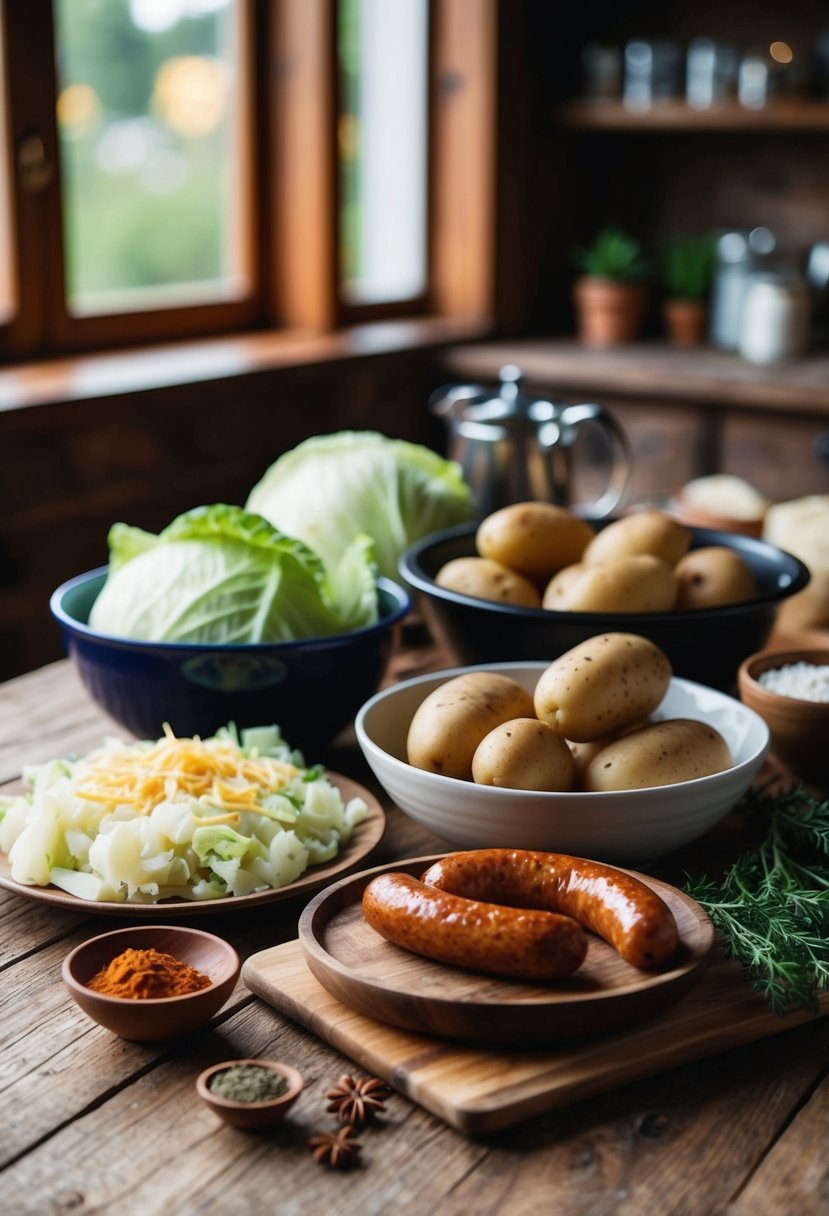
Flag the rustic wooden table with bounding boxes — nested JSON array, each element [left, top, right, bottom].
[[2, 639, 829, 1216]]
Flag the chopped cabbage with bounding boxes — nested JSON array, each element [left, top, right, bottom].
[[0, 724, 367, 903], [246, 431, 472, 581], [88, 503, 379, 643]]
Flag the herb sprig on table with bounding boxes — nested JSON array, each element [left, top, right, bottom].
[[684, 785, 829, 1016]]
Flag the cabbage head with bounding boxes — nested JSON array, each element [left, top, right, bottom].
[[89, 503, 379, 643], [246, 431, 472, 580]]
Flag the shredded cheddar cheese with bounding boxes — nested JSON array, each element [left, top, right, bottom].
[[73, 724, 299, 819]]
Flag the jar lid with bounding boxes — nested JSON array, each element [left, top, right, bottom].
[[746, 267, 808, 289]]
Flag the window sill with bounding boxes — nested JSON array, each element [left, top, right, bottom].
[[0, 316, 493, 414]]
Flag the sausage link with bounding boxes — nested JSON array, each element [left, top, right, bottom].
[[362, 871, 588, 981], [421, 850, 678, 969]]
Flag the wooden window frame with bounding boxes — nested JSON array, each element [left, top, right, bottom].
[[0, 0, 496, 369], [333, 0, 434, 327]]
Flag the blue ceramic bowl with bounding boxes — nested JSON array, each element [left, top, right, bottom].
[[50, 568, 410, 750], [400, 522, 810, 693]]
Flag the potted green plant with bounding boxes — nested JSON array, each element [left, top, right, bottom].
[[572, 227, 650, 347], [660, 234, 716, 347]]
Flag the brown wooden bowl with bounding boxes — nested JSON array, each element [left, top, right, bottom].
[[668, 498, 765, 539], [738, 648, 829, 788], [62, 925, 240, 1041], [196, 1059, 304, 1130]]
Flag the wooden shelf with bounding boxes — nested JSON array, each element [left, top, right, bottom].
[[557, 99, 829, 132], [443, 339, 829, 416]]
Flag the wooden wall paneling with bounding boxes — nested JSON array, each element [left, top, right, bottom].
[[721, 411, 829, 502], [574, 396, 704, 508]]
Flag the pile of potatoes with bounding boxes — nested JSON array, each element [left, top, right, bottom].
[[435, 502, 758, 613], [406, 632, 732, 793]]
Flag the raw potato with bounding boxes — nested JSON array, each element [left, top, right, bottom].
[[583, 718, 732, 791], [435, 557, 541, 608], [542, 554, 678, 613], [674, 546, 758, 610], [678, 474, 770, 522], [540, 562, 587, 610], [472, 718, 575, 791], [582, 510, 693, 568], [567, 719, 647, 782], [476, 502, 595, 582], [533, 633, 672, 743], [407, 672, 536, 780]]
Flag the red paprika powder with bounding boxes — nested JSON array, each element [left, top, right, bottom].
[[86, 946, 211, 999]]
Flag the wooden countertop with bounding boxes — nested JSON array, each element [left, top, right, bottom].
[[2, 639, 828, 1215], [444, 339, 829, 416]]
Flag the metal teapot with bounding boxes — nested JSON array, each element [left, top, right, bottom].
[[430, 365, 631, 519]]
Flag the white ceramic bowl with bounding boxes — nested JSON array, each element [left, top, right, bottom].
[[355, 662, 770, 864]]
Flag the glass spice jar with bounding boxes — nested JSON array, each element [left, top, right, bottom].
[[738, 271, 811, 364]]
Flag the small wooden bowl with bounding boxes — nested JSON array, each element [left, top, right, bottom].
[[62, 925, 240, 1042], [738, 649, 829, 788], [668, 499, 765, 539], [196, 1059, 304, 1130]]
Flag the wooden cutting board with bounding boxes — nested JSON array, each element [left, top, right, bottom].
[[243, 940, 829, 1135]]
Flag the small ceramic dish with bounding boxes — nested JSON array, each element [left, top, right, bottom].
[[738, 648, 829, 788], [196, 1059, 304, 1130], [62, 925, 240, 1041]]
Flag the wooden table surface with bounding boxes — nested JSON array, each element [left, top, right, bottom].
[[2, 634, 829, 1216]]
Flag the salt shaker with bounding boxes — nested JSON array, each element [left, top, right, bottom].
[[709, 227, 776, 350], [686, 38, 738, 108], [738, 271, 811, 363]]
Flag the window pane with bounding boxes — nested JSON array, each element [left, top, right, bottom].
[[339, 0, 429, 305], [54, 0, 248, 316], [0, 6, 15, 323]]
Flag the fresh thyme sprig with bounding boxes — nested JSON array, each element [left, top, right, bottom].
[[684, 785, 829, 1015]]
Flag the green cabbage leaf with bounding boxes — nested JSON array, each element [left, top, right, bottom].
[[88, 503, 378, 643], [246, 431, 472, 580]]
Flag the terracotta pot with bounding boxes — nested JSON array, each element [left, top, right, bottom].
[[738, 648, 829, 788], [573, 276, 648, 347], [662, 298, 707, 347]]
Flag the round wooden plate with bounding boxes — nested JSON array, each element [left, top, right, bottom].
[[298, 855, 715, 1043], [0, 775, 384, 918]]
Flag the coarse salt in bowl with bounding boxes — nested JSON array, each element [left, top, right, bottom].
[[757, 660, 829, 702]]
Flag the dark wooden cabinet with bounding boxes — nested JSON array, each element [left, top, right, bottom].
[[471, 2, 829, 507]]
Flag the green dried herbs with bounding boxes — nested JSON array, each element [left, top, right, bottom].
[[209, 1064, 289, 1103]]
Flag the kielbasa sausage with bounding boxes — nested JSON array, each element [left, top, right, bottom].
[[421, 849, 678, 968], [362, 871, 588, 980]]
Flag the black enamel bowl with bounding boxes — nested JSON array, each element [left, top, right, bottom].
[[399, 521, 810, 692]]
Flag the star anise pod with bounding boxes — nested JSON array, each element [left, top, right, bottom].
[[325, 1073, 392, 1126], [308, 1124, 362, 1170]]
